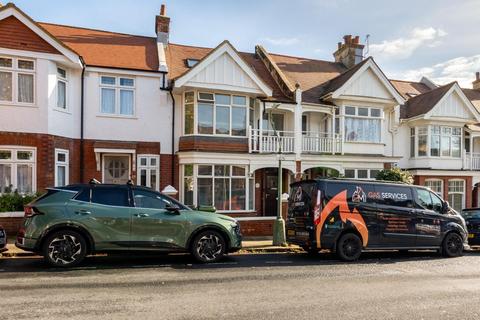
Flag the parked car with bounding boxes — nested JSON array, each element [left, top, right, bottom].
[[0, 225, 6, 254], [286, 178, 469, 261], [16, 182, 242, 267], [461, 208, 480, 246]]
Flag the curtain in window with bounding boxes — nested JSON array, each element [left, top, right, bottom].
[[18, 74, 34, 103], [214, 178, 230, 210], [101, 88, 115, 113], [0, 164, 12, 193], [0, 72, 12, 101], [56, 166, 66, 186], [57, 81, 66, 108], [232, 107, 246, 136], [197, 178, 213, 206], [345, 118, 380, 143], [17, 164, 32, 193], [231, 178, 246, 210], [120, 89, 134, 115]]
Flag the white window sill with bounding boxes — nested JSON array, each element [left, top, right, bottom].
[[96, 113, 137, 120], [344, 141, 385, 146], [53, 107, 71, 115], [0, 102, 37, 108]]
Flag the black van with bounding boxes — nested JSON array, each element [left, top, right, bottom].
[[286, 178, 469, 261]]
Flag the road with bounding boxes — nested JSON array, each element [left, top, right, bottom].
[[1, 251, 480, 320]]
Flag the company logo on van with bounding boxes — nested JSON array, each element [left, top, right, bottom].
[[352, 186, 366, 203], [294, 186, 303, 202]]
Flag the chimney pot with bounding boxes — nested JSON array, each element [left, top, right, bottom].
[[476, 72, 480, 81], [344, 35, 352, 44], [337, 42, 342, 49], [353, 36, 360, 44], [160, 4, 166, 16]]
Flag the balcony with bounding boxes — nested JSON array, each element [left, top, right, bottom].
[[248, 127, 341, 154], [464, 152, 480, 170], [249, 128, 295, 153], [302, 132, 342, 154]]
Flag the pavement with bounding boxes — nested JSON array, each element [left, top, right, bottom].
[[2, 250, 480, 319]]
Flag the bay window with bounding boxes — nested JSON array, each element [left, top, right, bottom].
[[137, 155, 159, 191], [344, 106, 382, 143], [424, 179, 443, 196], [183, 91, 249, 137], [411, 126, 462, 158], [0, 147, 35, 194], [0, 56, 35, 104], [344, 168, 380, 180], [100, 75, 135, 116], [182, 164, 254, 212]]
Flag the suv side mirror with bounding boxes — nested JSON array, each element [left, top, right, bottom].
[[165, 203, 181, 214]]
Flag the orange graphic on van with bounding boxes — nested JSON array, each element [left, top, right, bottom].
[[314, 190, 369, 248]]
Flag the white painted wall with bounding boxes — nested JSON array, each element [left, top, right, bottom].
[[343, 68, 392, 99], [431, 91, 472, 119], [84, 71, 172, 152]]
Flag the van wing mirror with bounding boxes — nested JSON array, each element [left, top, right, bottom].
[[442, 201, 449, 213], [165, 203, 181, 214]]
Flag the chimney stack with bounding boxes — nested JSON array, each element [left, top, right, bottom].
[[473, 72, 480, 90], [333, 34, 365, 69], [156, 4, 170, 45]]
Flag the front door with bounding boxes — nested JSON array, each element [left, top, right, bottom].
[[130, 188, 187, 250], [264, 169, 278, 216], [103, 155, 130, 184]]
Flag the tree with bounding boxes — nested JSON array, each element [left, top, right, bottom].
[[375, 167, 413, 184]]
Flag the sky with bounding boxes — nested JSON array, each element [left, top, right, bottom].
[[10, 0, 480, 88]]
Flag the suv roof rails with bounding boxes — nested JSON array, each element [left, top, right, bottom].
[[89, 178, 101, 185]]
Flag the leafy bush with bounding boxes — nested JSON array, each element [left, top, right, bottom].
[[0, 192, 39, 212], [375, 167, 414, 184]]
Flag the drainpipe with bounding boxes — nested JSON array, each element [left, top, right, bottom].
[[79, 56, 86, 182], [159, 73, 175, 187]]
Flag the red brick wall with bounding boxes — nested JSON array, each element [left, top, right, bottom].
[[0, 16, 60, 54], [179, 136, 248, 153], [414, 175, 473, 208], [238, 220, 273, 237]]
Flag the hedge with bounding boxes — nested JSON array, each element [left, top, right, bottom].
[[0, 192, 39, 212]]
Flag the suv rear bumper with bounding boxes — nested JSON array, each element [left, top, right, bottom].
[[15, 236, 38, 252]]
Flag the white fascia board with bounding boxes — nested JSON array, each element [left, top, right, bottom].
[[332, 60, 405, 105], [174, 41, 273, 97], [0, 47, 76, 66], [86, 66, 163, 78], [0, 8, 82, 67]]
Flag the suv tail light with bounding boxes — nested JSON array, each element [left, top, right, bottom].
[[24, 206, 43, 218]]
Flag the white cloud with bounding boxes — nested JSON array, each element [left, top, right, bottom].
[[262, 37, 300, 46], [369, 27, 447, 60], [395, 54, 480, 88]]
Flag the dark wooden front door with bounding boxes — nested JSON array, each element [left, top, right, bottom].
[[264, 168, 278, 216]]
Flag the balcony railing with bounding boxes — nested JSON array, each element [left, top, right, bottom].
[[249, 128, 295, 153], [302, 132, 342, 154], [464, 152, 480, 170]]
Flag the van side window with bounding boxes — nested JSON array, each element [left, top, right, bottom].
[[374, 185, 413, 208], [416, 188, 443, 214], [326, 182, 375, 205]]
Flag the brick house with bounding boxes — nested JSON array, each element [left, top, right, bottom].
[[1, 3, 480, 235]]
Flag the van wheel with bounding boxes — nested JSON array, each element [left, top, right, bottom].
[[442, 232, 463, 258], [43, 230, 87, 268], [336, 233, 362, 261], [191, 230, 226, 263]]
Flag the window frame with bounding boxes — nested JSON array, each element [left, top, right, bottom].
[[137, 154, 160, 191], [343, 105, 383, 144], [99, 75, 136, 117], [54, 148, 69, 187], [0, 146, 36, 194], [182, 90, 250, 137], [412, 125, 463, 159], [181, 164, 255, 213], [424, 179, 443, 197], [0, 56, 35, 106], [56, 66, 68, 110], [344, 168, 381, 180], [448, 179, 465, 212]]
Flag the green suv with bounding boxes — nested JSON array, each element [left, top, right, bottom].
[[16, 183, 242, 267]]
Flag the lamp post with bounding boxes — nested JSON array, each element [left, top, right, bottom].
[[268, 105, 287, 246]]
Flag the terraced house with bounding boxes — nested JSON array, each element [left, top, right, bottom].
[[1, 3, 480, 234]]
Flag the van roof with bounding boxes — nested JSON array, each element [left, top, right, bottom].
[[290, 178, 410, 187]]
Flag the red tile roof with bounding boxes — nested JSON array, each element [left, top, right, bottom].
[[390, 79, 432, 100], [39, 22, 159, 72], [401, 82, 456, 119]]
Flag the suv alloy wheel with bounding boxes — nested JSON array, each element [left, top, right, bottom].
[[191, 230, 226, 263], [43, 230, 87, 267]]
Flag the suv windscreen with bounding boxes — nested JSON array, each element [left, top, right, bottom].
[[91, 186, 130, 207]]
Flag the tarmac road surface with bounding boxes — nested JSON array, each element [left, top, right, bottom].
[[1, 250, 480, 319]]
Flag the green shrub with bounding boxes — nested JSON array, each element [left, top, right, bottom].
[[375, 167, 414, 184], [0, 192, 39, 212]]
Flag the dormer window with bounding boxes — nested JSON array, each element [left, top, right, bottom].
[[186, 59, 199, 68]]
